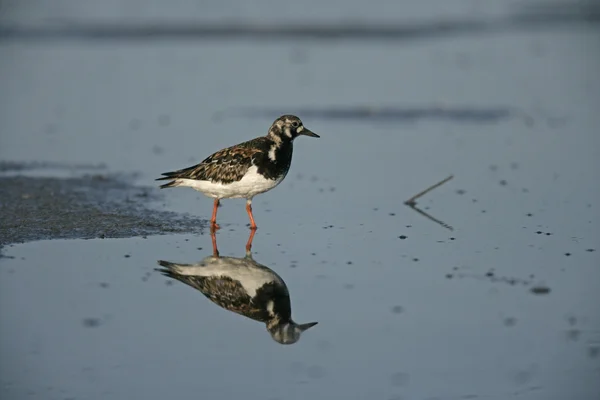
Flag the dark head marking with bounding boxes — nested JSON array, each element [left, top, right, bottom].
[[268, 321, 318, 345], [268, 115, 320, 142]]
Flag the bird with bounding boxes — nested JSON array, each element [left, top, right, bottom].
[[156, 231, 318, 345], [156, 115, 319, 230]]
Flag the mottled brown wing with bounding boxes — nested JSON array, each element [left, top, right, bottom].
[[197, 277, 268, 321], [157, 266, 267, 322], [157, 137, 268, 185]]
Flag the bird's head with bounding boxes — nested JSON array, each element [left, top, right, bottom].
[[268, 320, 318, 345], [268, 115, 320, 142]]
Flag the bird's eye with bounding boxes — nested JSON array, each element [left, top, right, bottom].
[[292, 121, 299, 128]]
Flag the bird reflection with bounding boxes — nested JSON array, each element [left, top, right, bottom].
[[156, 230, 317, 345]]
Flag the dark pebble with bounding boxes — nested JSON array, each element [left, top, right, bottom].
[[82, 318, 101, 328], [391, 305, 404, 314], [530, 286, 551, 295]]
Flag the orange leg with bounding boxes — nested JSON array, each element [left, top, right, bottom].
[[210, 199, 221, 231], [211, 230, 219, 257], [245, 229, 256, 253], [246, 200, 257, 230]]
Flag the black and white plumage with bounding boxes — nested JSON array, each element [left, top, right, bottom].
[[156, 250, 318, 345], [156, 115, 319, 230]]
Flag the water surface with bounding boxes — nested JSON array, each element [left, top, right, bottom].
[[1, 1, 599, 399]]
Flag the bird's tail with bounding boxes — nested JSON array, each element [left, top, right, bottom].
[[155, 260, 186, 278], [156, 171, 182, 189], [156, 260, 197, 272], [157, 180, 179, 189], [157, 260, 178, 268]]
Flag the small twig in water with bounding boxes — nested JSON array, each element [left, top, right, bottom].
[[409, 206, 454, 231], [404, 175, 454, 231], [404, 175, 454, 206]]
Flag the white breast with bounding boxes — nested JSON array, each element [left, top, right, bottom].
[[170, 257, 284, 298], [174, 165, 285, 199]]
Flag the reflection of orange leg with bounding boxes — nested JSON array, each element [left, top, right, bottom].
[[211, 230, 219, 257], [245, 229, 256, 253], [246, 199, 257, 230], [210, 199, 221, 230]]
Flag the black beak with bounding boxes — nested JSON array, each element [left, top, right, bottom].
[[300, 127, 320, 138], [298, 322, 318, 331]]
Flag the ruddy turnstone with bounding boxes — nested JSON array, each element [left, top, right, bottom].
[[156, 115, 319, 230], [156, 231, 318, 345]]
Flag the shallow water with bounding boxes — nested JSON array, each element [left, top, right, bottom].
[[1, 1, 599, 399]]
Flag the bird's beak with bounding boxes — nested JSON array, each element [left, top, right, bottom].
[[298, 321, 318, 331], [300, 127, 320, 138]]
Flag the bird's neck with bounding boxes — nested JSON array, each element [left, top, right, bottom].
[[255, 135, 294, 180], [267, 136, 293, 164], [267, 130, 293, 145], [266, 314, 293, 331]]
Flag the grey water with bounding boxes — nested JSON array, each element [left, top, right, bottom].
[[1, 1, 599, 399]]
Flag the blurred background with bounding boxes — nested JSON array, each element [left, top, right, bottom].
[[1, 1, 599, 400]]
